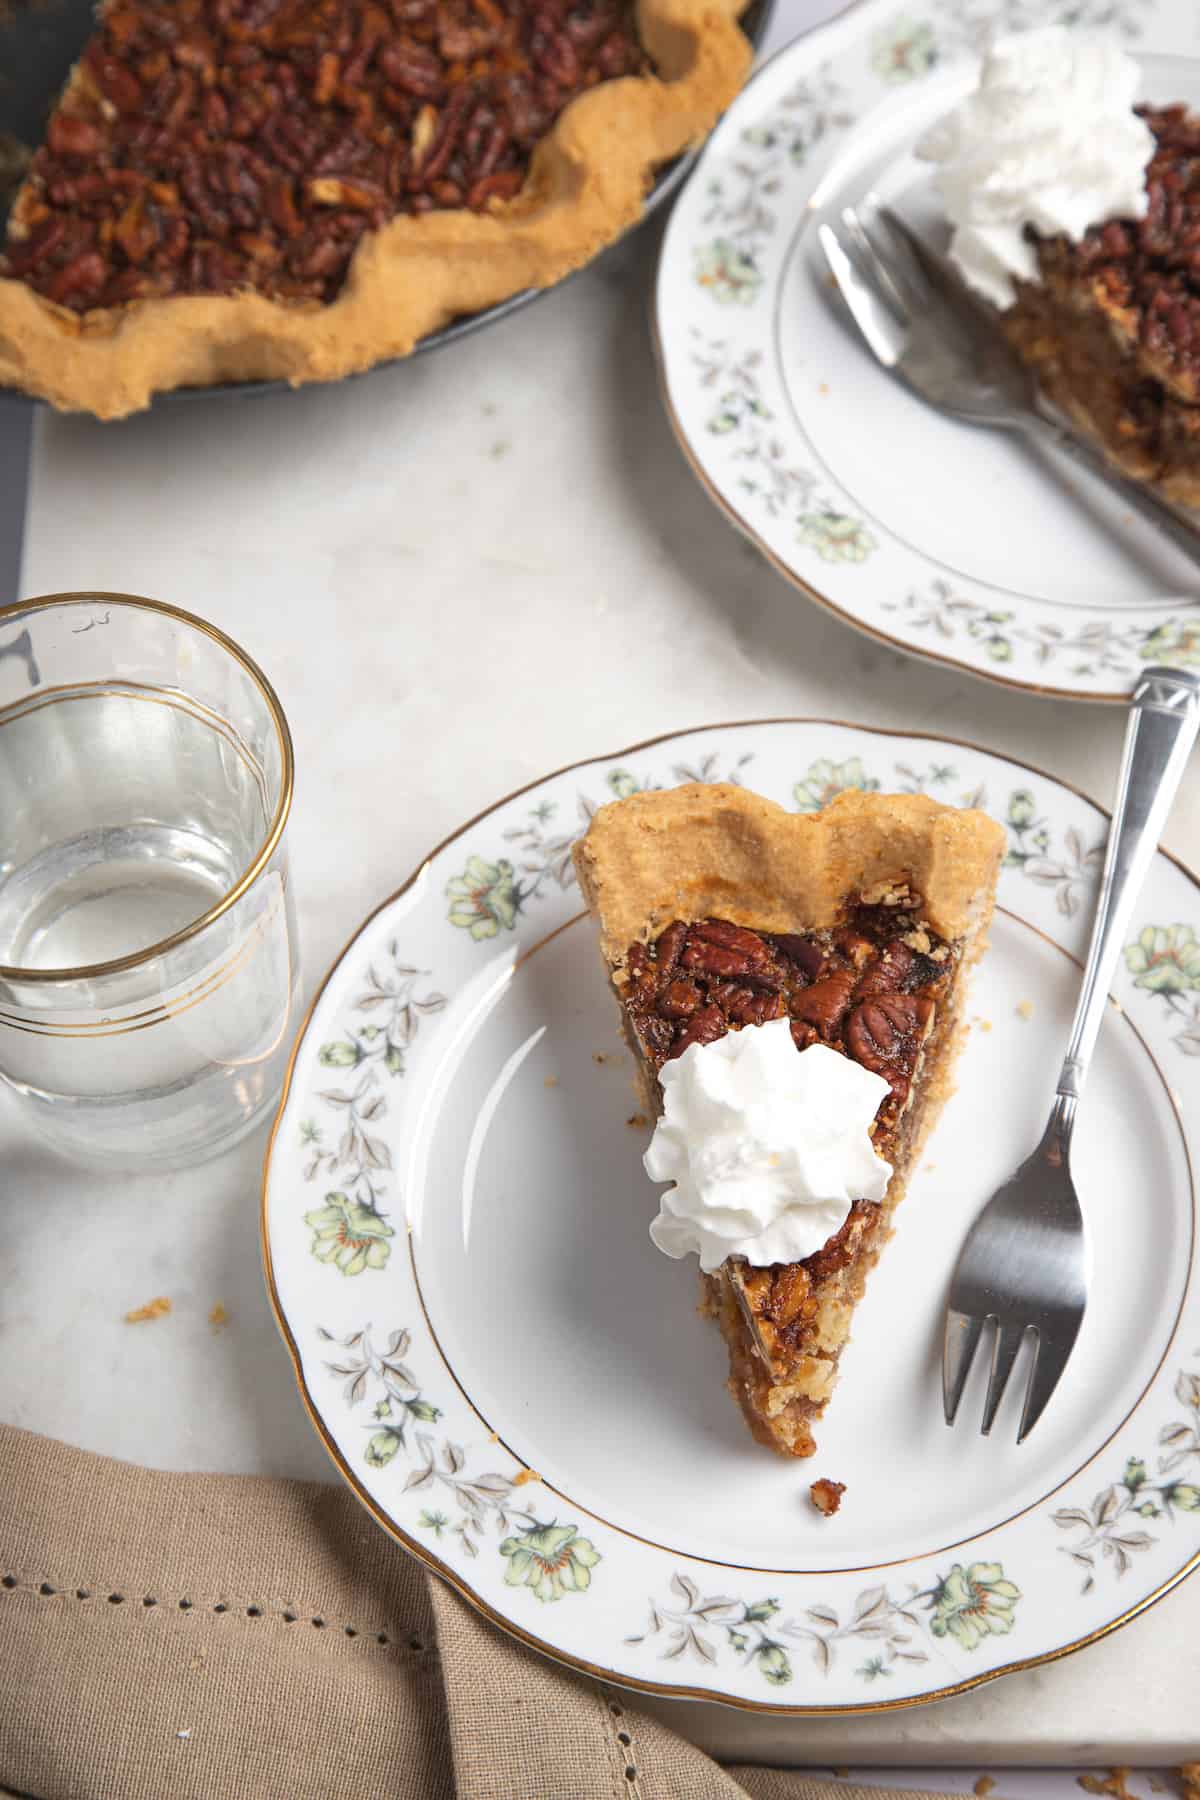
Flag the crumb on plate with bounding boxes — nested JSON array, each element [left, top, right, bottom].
[[208, 1303, 230, 1331], [809, 1478, 846, 1517], [512, 1468, 542, 1487], [124, 1296, 172, 1324], [1016, 1000, 1034, 1020]]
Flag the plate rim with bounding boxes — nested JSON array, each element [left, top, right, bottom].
[[650, 0, 1198, 708], [261, 713, 1200, 1715]]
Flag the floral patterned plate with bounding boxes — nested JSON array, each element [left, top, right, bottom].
[[262, 720, 1200, 1713], [653, 0, 1200, 703]]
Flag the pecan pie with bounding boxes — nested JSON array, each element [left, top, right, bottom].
[[574, 783, 1004, 1459], [0, 0, 750, 416], [1003, 104, 1200, 506]]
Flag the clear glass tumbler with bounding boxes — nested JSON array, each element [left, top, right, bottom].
[[0, 591, 298, 1168]]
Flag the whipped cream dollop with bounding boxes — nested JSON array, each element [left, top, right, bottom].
[[644, 1019, 893, 1274], [916, 27, 1154, 310]]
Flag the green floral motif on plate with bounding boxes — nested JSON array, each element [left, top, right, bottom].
[[927, 1561, 1021, 1652], [446, 855, 520, 940], [304, 1193, 394, 1277], [500, 1522, 602, 1603], [793, 755, 879, 813]]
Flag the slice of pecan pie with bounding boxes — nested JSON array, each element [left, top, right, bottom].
[[1002, 105, 1200, 506], [0, 0, 750, 416], [573, 782, 1004, 1459]]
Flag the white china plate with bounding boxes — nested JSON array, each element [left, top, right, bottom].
[[653, 0, 1200, 702], [263, 720, 1200, 1712]]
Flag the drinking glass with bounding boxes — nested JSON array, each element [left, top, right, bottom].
[[0, 592, 299, 1168]]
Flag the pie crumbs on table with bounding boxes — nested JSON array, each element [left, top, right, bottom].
[[124, 1295, 172, 1323]]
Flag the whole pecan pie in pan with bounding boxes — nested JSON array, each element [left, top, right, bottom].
[[0, 0, 750, 416], [574, 783, 1004, 1459]]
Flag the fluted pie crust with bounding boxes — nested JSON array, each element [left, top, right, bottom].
[[574, 784, 1004, 1459], [0, 0, 749, 417]]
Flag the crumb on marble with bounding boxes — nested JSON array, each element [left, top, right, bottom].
[[626, 1112, 648, 1129], [974, 1779, 997, 1798], [593, 1052, 608, 1065], [512, 1468, 541, 1487], [489, 439, 510, 459], [125, 1296, 172, 1324], [809, 1478, 845, 1517], [1078, 1772, 1137, 1800], [208, 1303, 230, 1332], [831, 1769, 850, 1779], [1016, 1000, 1034, 1021], [544, 1075, 559, 1088]]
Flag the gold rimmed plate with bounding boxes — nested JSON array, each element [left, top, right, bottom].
[[652, 0, 1200, 702], [262, 718, 1200, 1712]]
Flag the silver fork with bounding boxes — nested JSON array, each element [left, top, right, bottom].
[[943, 666, 1200, 1440], [817, 199, 1200, 570]]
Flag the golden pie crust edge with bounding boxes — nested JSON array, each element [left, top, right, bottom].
[[0, 0, 750, 418], [573, 782, 1007, 970]]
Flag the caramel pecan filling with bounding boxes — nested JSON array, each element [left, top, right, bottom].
[[1036, 105, 1200, 388], [1, 0, 648, 312], [623, 904, 958, 1349]]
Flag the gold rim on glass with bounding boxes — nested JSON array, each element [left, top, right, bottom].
[[261, 714, 1200, 1716], [0, 591, 294, 985]]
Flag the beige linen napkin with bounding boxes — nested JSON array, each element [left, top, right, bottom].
[[0, 1424, 958, 1800]]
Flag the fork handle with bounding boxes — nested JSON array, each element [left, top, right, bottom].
[[1058, 667, 1200, 1106], [1016, 408, 1200, 572]]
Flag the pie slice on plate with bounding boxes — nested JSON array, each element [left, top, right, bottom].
[[1002, 104, 1200, 507], [0, 0, 750, 416], [574, 782, 1004, 1458]]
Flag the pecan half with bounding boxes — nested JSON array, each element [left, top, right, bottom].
[[766, 1263, 812, 1329], [846, 993, 935, 1105], [789, 967, 856, 1036]]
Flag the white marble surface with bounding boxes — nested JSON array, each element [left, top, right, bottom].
[[3, 0, 1198, 1767]]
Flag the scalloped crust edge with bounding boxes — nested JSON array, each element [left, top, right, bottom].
[[0, 0, 750, 418], [573, 784, 1007, 968]]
